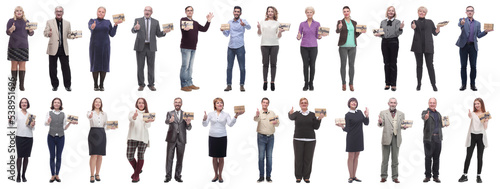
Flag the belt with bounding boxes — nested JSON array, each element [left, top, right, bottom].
[[258, 133, 273, 137], [466, 42, 475, 45], [432, 134, 440, 136]]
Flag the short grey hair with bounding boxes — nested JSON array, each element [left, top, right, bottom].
[[98, 6, 106, 12], [388, 97, 397, 103], [55, 6, 64, 12]]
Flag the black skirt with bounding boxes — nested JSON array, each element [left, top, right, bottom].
[[7, 48, 29, 61], [16, 136, 33, 157], [88, 128, 106, 155], [209, 136, 227, 157]]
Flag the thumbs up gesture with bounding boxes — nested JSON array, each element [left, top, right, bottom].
[[297, 32, 302, 40], [378, 115, 383, 124], [424, 110, 430, 120], [338, 21, 343, 30], [9, 23, 16, 33], [134, 21, 140, 30], [364, 107, 369, 117], [169, 112, 175, 123], [133, 110, 138, 120], [91, 20, 96, 30], [461, 17, 466, 25], [400, 20, 405, 29], [255, 108, 260, 117], [411, 21, 416, 29], [468, 109, 472, 118], [240, 19, 245, 26], [48, 28, 52, 37], [203, 111, 207, 121], [47, 116, 52, 124], [257, 22, 261, 29], [289, 107, 294, 115], [89, 111, 94, 119]]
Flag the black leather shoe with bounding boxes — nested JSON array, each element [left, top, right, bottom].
[[416, 84, 421, 91], [164, 177, 171, 183], [391, 86, 397, 91], [263, 82, 267, 91], [211, 177, 218, 182], [270, 83, 275, 91], [49, 178, 55, 183], [296, 179, 301, 183], [55, 178, 61, 182], [257, 177, 264, 183], [90, 176, 95, 183], [353, 177, 362, 182], [175, 178, 183, 183], [459, 85, 466, 91], [65, 87, 71, 91], [432, 85, 438, 92], [458, 175, 468, 182], [476, 176, 482, 183], [219, 179, 224, 183], [266, 177, 272, 183], [95, 174, 100, 181], [423, 177, 430, 182], [471, 85, 478, 91], [304, 179, 310, 183], [94, 87, 99, 91], [52, 87, 58, 91], [16, 177, 21, 183], [99, 87, 105, 91], [22, 176, 27, 182], [433, 177, 441, 183], [348, 178, 354, 183], [385, 85, 390, 90]]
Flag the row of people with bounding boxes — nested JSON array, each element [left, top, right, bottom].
[[8, 5, 493, 92], [13, 96, 489, 183]]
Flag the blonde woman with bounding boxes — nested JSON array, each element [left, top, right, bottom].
[[7, 6, 34, 91]]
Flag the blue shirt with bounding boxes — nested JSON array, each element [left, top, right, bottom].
[[222, 18, 251, 49], [468, 18, 475, 42]]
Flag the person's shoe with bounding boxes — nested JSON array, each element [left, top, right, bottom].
[[175, 178, 183, 183], [189, 85, 200, 90], [309, 82, 314, 91], [94, 87, 99, 91], [270, 83, 275, 91], [423, 177, 430, 182], [138, 86, 145, 91], [476, 176, 482, 183], [348, 177, 354, 183], [433, 177, 441, 183], [266, 177, 272, 183], [211, 177, 218, 182], [90, 176, 95, 183], [459, 85, 466, 91], [304, 179, 310, 183], [148, 86, 156, 91], [49, 177, 55, 183], [164, 177, 171, 183], [257, 177, 264, 183], [432, 85, 438, 92], [52, 87, 58, 91], [380, 178, 387, 183], [55, 177, 61, 182], [303, 83, 309, 91], [65, 87, 71, 91], [296, 179, 301, 183], [342, 84, 346, 91], [181, 86, 192, 92], [16, 176, 21, 183], [263, 82, 268, 91], [99, 86, 105, 91], [459, 175, 468, 182], [392, 178, 400, 183], [95, 174, 100, 181], [224, 85, 232, 91], [391, 86, 397, 91], [353, 177, 362, 182], [349, 85, 355, 91], [384, 85, 390, 90], [471, 85, 478, 91], [416, 84, 421, 91], [22, 176, 27, 182], [240, 85, 245, 92], [219, 179, 224, 183]]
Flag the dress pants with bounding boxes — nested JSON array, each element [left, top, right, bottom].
[[300, 47, 318, 84], [459, 43, 478, 86], [414, 52, 436, 85], [381, 134, 399, 179], [136, 43, 156, 87], [424, 135, 441, 178], [381, 38, 399, 86], [463, 133, 484, 174], [293, 140, 316, 180], [339, 47, 356, 85], [49, 46, 71, 88], [226, 46, 246, 85], [166, 137, 186, 180]]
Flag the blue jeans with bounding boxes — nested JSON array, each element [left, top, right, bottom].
[[227, 46, 246, 85], [180, 48, 196, 87], [47, 135, 65, 176], [459, 43, 478, 86], [257, 133, 274, 177]]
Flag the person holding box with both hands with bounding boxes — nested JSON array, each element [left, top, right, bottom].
[[258, 6, 284, 91], [127, 98, 154, 183], [254, 97, 279, 183]]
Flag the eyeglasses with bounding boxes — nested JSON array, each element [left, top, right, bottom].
[[466, 10, 474, 12]]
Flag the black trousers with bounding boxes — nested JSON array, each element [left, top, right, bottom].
[[49, 46, 71, 88], [136, 44, 156, 87], [261, 46, 279, 82], [293, 140, 316, 180], [300, 47, 318, 84], [382, 38, 399, 86], [463, 133, 485, 174], [424, 136, 441, 178], [414, 52, 436, 85]]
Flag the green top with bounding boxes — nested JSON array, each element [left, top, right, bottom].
[[341, 20, 356, 47]]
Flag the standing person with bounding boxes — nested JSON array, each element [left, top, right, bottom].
[[164, 97, 192, 183], [411, 6, 441, 92], [375, 6, 404, 91], [179, 6, 214, 92], [422, 98, 448, 183], [87, 98, 110, 183], [458, 98, 489, 183], [45, 97, 77, 182], [88, 6, 122, 91], [297, 6, 327, 91], [377, 98, 406, 183], [202, 98, 243, 183], [289, 98, 324, 183], [7, 6, 34, 91], [456, 6, 492, 91], [132, 6, 170, 91], [15, 98, 35, 182], [253, 97, 279, 183], [257, 6, 284, 91], [222, 6, 250, 92], [43, 6, 75, 92], [127, 98, 154, 183], [336, 98, 369, 183]]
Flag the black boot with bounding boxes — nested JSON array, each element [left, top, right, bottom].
[[309, 81, 314, 91], [11, 70, 17, 90], [263, 82, 267, 91], [19, 71, 25, 91], [270, 83, 275, 91], [302, 82, 309, 91]]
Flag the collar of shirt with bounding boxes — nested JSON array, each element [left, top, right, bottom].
[[52, 110, 62, 114], [387, 18, 395, 22], [300, 110, 310, 116], [348, 109, 357, 113]]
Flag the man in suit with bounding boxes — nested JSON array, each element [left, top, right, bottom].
[[132, 6, 170, 91], [165, 97, 192, 183], [43, 6, 75, 91], [456, 6, 492, 91], [422, 98, 448, 183], [378, 98, 406, 183]]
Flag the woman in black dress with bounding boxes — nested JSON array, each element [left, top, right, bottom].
[[15, 98, 35, 182], [336, 97, 369, 183]]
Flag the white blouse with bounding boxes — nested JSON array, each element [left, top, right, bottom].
[[259, 20, 280, 46], [127, 109, 152, 146], [202, 111, 237, 137], [87, 110, 108, 128], [465, 113, 488, 147], [16, 111, 35, 138]]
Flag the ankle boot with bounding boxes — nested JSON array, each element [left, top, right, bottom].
[[19, 71, 25, 91]]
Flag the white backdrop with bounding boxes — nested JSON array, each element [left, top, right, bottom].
[[2, 0, 499, 189]]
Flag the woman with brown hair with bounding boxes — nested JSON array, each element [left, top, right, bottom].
[[127, 98, 154, 182], [202, 97, 243, 183], [15, 98, 35, 182], [458, 98, 489, 183], [257, 6, 284, 91], [87, 97, 111, 183], [7, 6, 34, 91]]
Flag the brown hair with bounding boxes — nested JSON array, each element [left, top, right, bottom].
[[213, 97, 224, 110], [265, 6, 278, 21], [135, 98, 149, 113], [348, 97, 358, 109], [299, 97, 308, 104], [50, 97, 63, 110], [473, 98, 486, 113], [92, 97, 103, 111], [386, 6, 397, 18], [19, 98, 30, 109]]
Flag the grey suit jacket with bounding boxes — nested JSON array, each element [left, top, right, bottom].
[[43, 19, 73, 56], [131, 17, 165, 51], [378, 109, 405, 147], [165, 110, 192, 144], [421, 108, 443, 142]]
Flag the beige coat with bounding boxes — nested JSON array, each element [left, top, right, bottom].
[[43, 19, 73, 56], [378, 109, 405, 147]]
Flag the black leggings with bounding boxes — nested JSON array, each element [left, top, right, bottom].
[[463, 133, 485, 174], [300, 47, 318, 83]]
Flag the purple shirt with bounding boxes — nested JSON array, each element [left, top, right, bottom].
[[298, 20, 320, 47], [6, 19, 34, 49], [468, 18, 475, 42]]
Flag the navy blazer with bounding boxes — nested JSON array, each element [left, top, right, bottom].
[[456, 18, 487, 51]]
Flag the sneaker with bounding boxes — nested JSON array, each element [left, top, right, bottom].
[[266, 177, 272, 183], [458, 175, 468, 182], [476, 176, 482, 183], [257, 177, 264, 183]]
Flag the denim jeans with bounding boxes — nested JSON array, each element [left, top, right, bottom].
[[180, 48, 196, 87], [459, 43, 478, 86], [227, 46, 246, 85], [47, 135, 65, 176], [257, 133, 274, 177]]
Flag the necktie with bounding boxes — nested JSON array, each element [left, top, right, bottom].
[[59, 21, 62, 46]]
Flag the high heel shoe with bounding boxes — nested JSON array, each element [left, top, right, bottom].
[[90, 176, 95, 183]]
